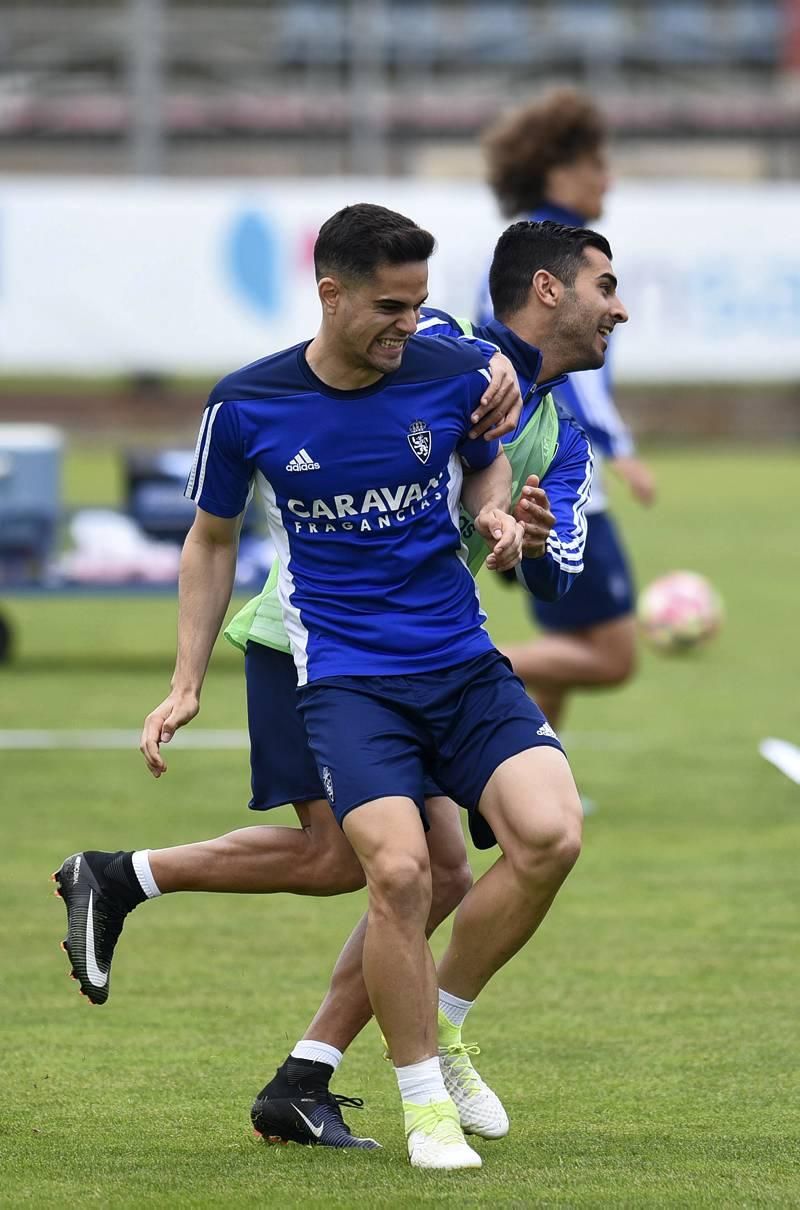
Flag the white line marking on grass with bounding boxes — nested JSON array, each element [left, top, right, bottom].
[[0, 728, 644, 752], [759, 737, 800, 785], [0, 729, 250, 750]]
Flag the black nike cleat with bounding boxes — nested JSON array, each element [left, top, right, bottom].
[[52, 851, 144, 1005], [251, 1065, 381, 1150]]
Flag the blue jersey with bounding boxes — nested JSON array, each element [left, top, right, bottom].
[[186, 337, 499, 685], [476, 201, 634, 512], [418, 308, 592, 601]]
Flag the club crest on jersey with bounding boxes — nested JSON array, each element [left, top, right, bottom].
[[407, 419, 431, 465]]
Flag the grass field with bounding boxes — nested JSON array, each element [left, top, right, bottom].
[[2, 446, 799, 1207]]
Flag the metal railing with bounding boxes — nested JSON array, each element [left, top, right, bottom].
[[0, 0, 793, 175]]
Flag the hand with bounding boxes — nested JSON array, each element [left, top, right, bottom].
[[468, 352, 523, 441], [475, 506, 524, 572], [611, 456, 656, 506], [514, 475, 556, 559], [140, 688, 200, 778]]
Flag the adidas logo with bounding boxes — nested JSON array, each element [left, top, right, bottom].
[[286, 448, 320, 472], [537, 721, 558, 740]]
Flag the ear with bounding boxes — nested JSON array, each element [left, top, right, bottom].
[[317, 276, 341, 314], [531, 269, 561, 310]]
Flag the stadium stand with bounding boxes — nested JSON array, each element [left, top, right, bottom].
[[0, 0, 795, 174]]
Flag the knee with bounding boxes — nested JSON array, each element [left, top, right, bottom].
[[553, 817, 582, 876], [595, 626, 638, 687], [508, 803, 582, 887], [604, 642, 637, 687], [430, 857, 473, 920], [368, 851, 432, 918], [301, 831, 366, 895], [318, 849, 367, 895]]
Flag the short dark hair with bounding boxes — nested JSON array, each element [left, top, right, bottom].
[[314, 203, 436, 282], [489, 220, 613, 320], [482, 90, 607, 218]]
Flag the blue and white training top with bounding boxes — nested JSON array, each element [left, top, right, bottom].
[[419, 308, 593, 600], [185, 336, 500, 685], [476, 201, 635, 514]]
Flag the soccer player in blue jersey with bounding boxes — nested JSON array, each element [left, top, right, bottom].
[[479, 90, 656, 753], [54, 215, 629, 1165], [59, 203, 589, 1171]]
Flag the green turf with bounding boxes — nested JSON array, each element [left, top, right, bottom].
[[2, 448, 799, 1206]]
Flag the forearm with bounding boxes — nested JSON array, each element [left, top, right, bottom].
[[461, 449, 512, 518], [516, 552, 576, 602], [514, 426, 592, 599], [172, 525, 238, 694]]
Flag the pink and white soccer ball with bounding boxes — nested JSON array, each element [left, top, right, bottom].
[[638, 571, 723, 652]]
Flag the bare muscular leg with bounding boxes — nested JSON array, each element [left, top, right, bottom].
[[504, 612, 637, 729], [148, 799, 365, 896], [301, 798, 471, 1053]]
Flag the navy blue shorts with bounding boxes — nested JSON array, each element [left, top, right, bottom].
[[245, 642, 443, 812], [533, 510, 634, 632], [245, 641, 322, 811], [297, 649, 565, 849]]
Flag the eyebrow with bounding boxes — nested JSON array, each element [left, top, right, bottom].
[[377, 293, 429, 307], [596, 272, 618, 290]]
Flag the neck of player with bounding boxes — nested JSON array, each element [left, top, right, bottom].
[[507, 315, 565, 385], [306, 334, 384, 391]]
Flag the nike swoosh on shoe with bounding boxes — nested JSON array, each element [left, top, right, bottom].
[[85, 889, 109, 988], [292, 1104, 324, 1139]]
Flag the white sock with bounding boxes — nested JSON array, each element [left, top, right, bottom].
[[131, 850, 162, 899], [439, 988, 474, 1030], [291, 1040, 343, 1071], [395, 1056, 448, 1106]]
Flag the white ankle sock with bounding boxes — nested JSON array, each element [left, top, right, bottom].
[[132, 850, 162, 899], [395, 1056, 448, 1106], [291, 1040, 343, 1071], [438, 988, 474, 1029]]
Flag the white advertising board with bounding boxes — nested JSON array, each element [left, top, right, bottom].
[[0, 177, 797, 382]]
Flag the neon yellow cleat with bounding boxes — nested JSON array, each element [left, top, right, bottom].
[[437, 1011, 510, 1139], [403, 1099, 482, 1169]]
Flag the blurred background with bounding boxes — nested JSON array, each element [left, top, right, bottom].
[[0, 1, 797, 630], [1, 0, 799, 178]]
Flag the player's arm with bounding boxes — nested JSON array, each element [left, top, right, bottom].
[[140, 508, 242, 777], [515, 476, 556, 559], [609, 454, 656, 506], [515, 423, 593, 601], [470, 351, 521, 441], [460, 444, 522, 572], [141, 398, 252, 776], [417, 308, 522, 441]]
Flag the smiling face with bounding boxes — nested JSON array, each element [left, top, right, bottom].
[[554, 244, 628, 371], [319, 260, 429, 378]]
